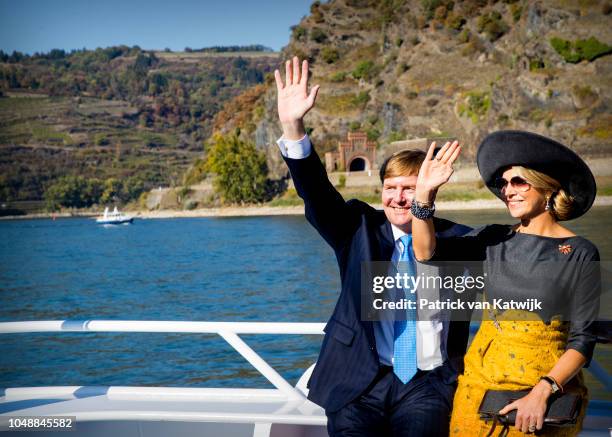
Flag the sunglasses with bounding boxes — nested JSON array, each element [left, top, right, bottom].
[[494, 176, 531, 192]]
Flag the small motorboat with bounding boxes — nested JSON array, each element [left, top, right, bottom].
[[96, 206, 133, 225]]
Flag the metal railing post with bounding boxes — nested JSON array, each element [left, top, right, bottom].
[[218, 330, 305, 400]]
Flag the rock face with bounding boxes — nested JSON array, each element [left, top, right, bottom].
[[146, 188, 179, 210], [212, 0, 612, 179]]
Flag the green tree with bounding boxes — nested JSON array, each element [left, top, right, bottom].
[[132, 52, 157, 75], [352, 61, 380, 81], [0, 174, 16, 202], [123, 176, 145, 201], [44, 176, 102, 210], [100, 178, 123, 204], [97, 177, 145, 204], [310, 28, 327, 43], [476, 11, 509, 42], [550, 37, 612, 63], [321, 47, 340, 64], [291, 26, 307, 41], [204, 133, 268, 204]]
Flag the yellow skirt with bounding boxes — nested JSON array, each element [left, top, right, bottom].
[[449, 311, 587, 437]]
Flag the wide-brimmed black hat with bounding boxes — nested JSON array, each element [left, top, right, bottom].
[[476, 130, 596, 220]]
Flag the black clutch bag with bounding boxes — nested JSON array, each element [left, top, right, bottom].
[[478, 389, 582, 436]]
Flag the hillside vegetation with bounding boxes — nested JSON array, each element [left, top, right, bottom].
[[0, 46, 279, 203], [2, 0, 611, 210], [213, 0, 612, 182]]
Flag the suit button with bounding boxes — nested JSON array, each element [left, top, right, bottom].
[[369, 346, 374, 351]]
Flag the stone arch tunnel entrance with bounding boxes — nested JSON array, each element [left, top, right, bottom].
[[348, 157, 367, 171]]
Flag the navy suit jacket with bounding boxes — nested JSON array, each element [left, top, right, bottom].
[[284, 148, 472, 413]]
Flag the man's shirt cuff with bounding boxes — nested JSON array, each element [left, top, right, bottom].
[[276, 134, 312, 159]]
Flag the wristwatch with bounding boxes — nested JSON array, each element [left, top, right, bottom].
[[540, 375, 563, 394]]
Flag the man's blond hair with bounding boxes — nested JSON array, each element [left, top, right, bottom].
[[379, 149, 427, 182]]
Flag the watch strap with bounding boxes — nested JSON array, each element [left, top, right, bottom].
[[540, 375, 562, 393]]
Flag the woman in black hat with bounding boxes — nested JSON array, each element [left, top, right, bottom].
[[411, 131, 601, 436]]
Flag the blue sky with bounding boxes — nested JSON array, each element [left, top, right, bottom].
[[0, 0, 314, 54]]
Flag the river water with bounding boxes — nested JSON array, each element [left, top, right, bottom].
[[0, 207, 609, 398]]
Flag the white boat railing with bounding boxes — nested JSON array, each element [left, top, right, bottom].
[[1, 320, 611, 436], [0, 320, 326, 400], [1, 320, 610, 398]]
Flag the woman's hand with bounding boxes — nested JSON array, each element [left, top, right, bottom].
[[498, 381, 551, 433], [274, 56, 320, 140], [415, 141, 461, 202]]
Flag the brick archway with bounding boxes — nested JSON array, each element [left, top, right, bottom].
[[324, 132, 377, 172]]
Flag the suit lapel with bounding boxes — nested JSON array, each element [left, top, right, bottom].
[[360, 213, 396, 348], [378, 217, 396, 261]]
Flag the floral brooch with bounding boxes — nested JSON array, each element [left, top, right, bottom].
[[558, 244, 572, 255]]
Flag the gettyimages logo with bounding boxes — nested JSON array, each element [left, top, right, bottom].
[[360, 260, 607, 322], [371, 271, 486, 294]]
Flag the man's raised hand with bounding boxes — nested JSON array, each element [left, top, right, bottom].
[[274, 57, 320, 139]]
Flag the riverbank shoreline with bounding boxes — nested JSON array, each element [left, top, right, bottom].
[[3, 196, 612, 220]]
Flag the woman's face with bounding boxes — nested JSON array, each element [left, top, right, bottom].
[[499, 168, 547, 219]]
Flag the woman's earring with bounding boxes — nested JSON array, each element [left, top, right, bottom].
[[545, 196, 550, 211]]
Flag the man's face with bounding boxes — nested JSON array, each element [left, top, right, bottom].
[[382, 174, 417, 232]]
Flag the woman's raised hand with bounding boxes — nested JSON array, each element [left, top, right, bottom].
[[274, 57, 320, 126], [416, 141, 461, 198]]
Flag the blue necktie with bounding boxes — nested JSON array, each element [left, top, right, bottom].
[[393, 234, 418, 384]]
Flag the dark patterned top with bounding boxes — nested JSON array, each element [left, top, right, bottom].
[[431, 224, 601, 364]]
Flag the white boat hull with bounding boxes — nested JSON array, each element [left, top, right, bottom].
[[95, 217, 133, 225], [1, 321, 608, 437], [0, 386, 327, 437]]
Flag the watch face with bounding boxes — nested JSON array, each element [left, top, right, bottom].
[[542, 376, 558, 393]]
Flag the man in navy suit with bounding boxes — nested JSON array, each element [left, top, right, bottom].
[[274, 57, 472, 436]]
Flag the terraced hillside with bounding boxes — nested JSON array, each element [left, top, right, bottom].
[[212, 0, 612, 180], [0, 47, 280, 203]]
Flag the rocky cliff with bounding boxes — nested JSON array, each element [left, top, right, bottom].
[[212, 0, 612, 180]]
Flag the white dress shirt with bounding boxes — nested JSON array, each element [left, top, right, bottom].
[[276, 134, 444, 370]]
